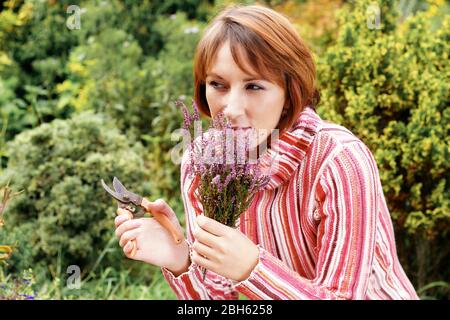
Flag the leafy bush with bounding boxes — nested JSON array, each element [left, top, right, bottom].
[[0, 0, 79, 143], [316, 0, 449, 297], [0, 0, 213, 149], [0, 183, 38, 300], [0, 111, 151, 273], [0, 268, 37, 300]]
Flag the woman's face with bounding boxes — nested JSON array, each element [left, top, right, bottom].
[[205, 41, 286, 152]]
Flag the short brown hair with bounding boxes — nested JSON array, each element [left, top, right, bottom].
[[193, 3, 320, 134]]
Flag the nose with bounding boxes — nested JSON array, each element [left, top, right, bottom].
[[222, 90, 246, 124]]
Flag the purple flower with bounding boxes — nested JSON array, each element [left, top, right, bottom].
[[19, 294, 35, 300], [192, 99, 200, 121], [223, 173, 233, 187], [211, 174, 221, 186], [178, 100, 269, 227]]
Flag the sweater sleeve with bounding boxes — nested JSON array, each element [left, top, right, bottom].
[[231, 142, 379, 299], [160, 149, 239, 300]]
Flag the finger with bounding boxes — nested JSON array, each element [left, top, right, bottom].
[[117, 208, 133, 219], [192, 240, 216, 260], [123, 240, 136, 258], [123, 241, 135, 254], [142, 198, 184, 244], [144, 198, 178, 226], [192, 227, 220, 248], [196, 215, 229, 237], [119, 229, 140, 247], [115, 213, 132, 228], [116, 220, 141, 241], [191, 250, 214, 270]]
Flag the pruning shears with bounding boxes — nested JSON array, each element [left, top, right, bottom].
[[101, 177, 184, 257]]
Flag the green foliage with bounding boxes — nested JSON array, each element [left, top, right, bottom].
[[35, 266, 177, 300], [0, 268, 37, 300], [0, 1, 79, 142], [317, 0, 449, 296], [0, 0, 213, 148], [32, 235, 176, 300], [0, 182, 37, 300], [142, 13, 207, 217], [60, 27, 156, 139], [0, 111, 151, 273], [0, 222, 34, 273], [0, 0, 213, 299]]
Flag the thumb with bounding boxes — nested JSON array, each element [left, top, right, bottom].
[[144, 198, 180, 227]]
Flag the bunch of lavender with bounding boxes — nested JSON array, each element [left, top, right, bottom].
[[176, 99, 270, 228]]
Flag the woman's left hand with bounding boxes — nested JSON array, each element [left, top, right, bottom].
[[192, 215, 259, 282]]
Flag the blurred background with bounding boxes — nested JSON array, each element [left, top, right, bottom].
[[0, 0, 448, 300]]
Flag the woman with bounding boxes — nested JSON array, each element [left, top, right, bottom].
[[114, 4, 419, 300]]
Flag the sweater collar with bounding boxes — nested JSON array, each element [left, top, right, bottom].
[[258, 105, 322, 190]]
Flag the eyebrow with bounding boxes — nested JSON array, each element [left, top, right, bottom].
[[206, 72, 263, 82]]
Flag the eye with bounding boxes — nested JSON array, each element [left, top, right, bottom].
[[208, 81, 263, 91], [246, 84, 263, 91], [208, 81, 224, 89]]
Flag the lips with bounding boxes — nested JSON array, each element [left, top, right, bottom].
[[232, 126, 252, 130]]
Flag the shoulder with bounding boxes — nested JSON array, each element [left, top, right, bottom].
[[303, 119, 380, 189], [314, 128, 381, 201], [316, 120, 363, 151], [311, 118, 376, 166]]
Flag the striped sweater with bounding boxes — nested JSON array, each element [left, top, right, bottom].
[[161, 106, 419, 300]]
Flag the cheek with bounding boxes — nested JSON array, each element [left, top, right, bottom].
[[205, 88, 219, 115], [249, 97, 283, 129]]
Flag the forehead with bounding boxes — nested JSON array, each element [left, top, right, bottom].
[[207, 41, 259, 78]]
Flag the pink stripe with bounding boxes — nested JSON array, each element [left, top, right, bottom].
[[161, 107, 419, 300]]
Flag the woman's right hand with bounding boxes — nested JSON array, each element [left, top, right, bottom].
[[114, 199, 190, 275]]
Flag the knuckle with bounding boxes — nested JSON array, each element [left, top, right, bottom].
[[119, 235, 128, 247], [156, 198, 167, 205], [215, 243, 225, 256], [191, 251, 199, 263], [217, 242, 225, 254], [196, 216, 205, 228], [154, 199, 167, 210], [216, 253, 224, 264], [192, 240, 199, 251]]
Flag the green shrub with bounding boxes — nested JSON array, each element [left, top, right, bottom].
[[0, 183, 38, 300], [0, 0, 213, 149], [316, 0, 449, 297], [141, 12, 207, 216], [0, 268, 37, 300], [0, 111, 151, 274]]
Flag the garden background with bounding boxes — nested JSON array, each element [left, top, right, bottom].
[[0, 0, 448, 299]]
